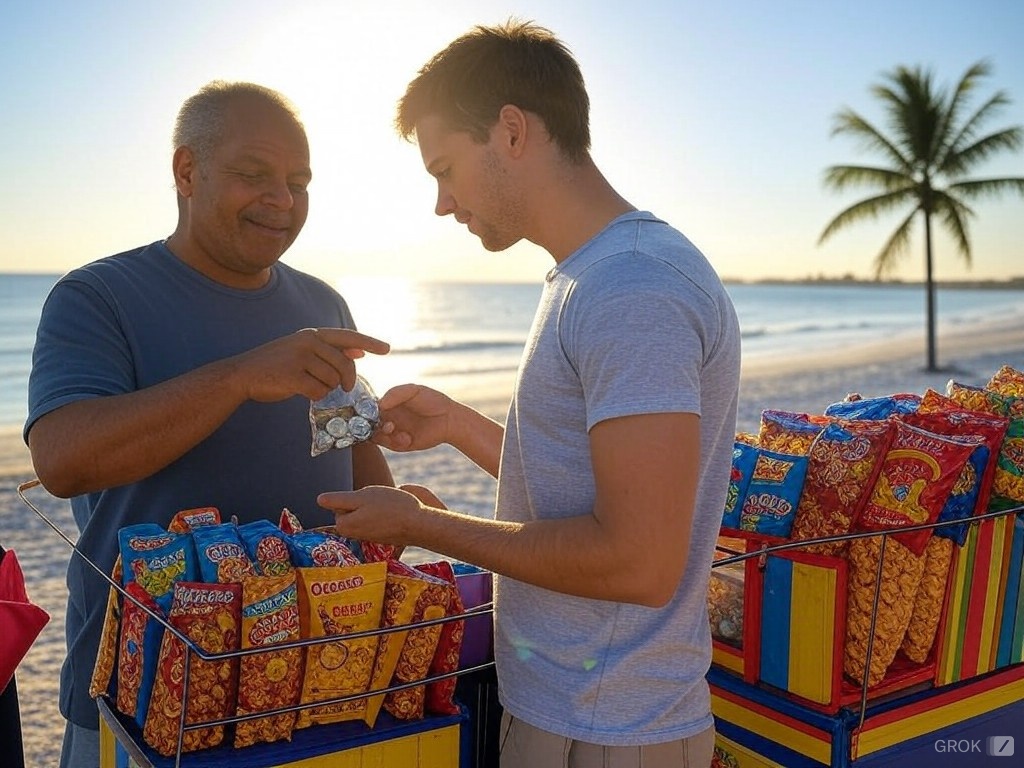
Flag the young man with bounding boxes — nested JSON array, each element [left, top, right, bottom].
[[320, 20, 740, 767], [25, 81, 391, 768]]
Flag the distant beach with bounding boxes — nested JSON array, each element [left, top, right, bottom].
[[2, 281, 1023, 765]]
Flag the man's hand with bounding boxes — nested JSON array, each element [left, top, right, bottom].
[[319, 485, 427, 546], [373, 383, 454, 452], [231, 327, 389, 403]]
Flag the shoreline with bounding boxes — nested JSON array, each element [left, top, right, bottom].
[[4, 315, 1021, 481]]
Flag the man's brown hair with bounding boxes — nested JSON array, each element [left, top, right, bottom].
[[396, 19, 591, 162]]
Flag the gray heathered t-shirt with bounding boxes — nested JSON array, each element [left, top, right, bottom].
[[493, 211, 741, 745]]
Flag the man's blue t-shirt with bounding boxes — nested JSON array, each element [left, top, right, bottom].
[[25, 241, 360, 728]]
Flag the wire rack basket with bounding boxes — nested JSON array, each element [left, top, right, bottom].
[[17, 478, 497, 768]]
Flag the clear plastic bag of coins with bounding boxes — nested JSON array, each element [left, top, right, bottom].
[[309, 375, 381, 456]]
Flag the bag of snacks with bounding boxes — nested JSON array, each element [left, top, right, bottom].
[[788, 419, 892, 557], [738, 448, 809, 537], [238, 519, 295, 576], [142, 582, 242, 756], [192, 523, 258, 584], [294, 563, 387, 728], [234, 573, 305, 748], [119, 525, 198, 601], [722, 441, 759, 530]]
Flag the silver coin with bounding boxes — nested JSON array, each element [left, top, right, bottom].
[[348, 416, 373, 441], [314, 430, 335, 453], [325, 417, 349, 438], [354, 397, 379, 421]]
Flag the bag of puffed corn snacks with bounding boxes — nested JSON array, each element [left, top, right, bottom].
[[919, 388, 1008, 521], [758, 410, 829, 455], [142, 582, 242, 756], [119, 524, 198, 601], [193, 523, 259, 584], [988, 364, 1024, 396], [845, 535, 926, 687], [383, 568, 451, 721], [363, 560, 434, 727], [167, 507, 221, 533], [287, 529, 362, 568], [117, 583, 172, 728], [900, 410, 1004, 544], [233, 572, 305, 748], [947, 381, 1024, 503], [855, 420, 975, 556], [722, 441, 759, 530], [415, 560, 465, 716], [238, 519, 294, 576], [824, 393, 921, 420], [294, 563, 387, 728], [788, 419, 892, 557], [901, 535, 955, 664], [738, 448, 809, 537]]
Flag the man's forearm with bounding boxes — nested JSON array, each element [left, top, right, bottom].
[[29, 357, 246, 497], [448, 402, 504, 478]]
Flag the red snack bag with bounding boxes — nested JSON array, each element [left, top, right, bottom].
[[415, 560, 465, 716], [142, 582, 242, 756], [855, 421, 975, 555]]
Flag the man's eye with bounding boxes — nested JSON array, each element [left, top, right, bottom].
[[436, 168, 451, 180], [289, 183, 308, 194]]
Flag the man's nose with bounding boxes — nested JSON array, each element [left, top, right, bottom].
[[263, 178, 295, 209], [434, 187, 455, 217]]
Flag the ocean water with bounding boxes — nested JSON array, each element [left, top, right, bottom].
[[2, 272, 1022, 428]]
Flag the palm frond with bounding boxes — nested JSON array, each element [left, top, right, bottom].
[[946, 176, 1024, 200], [933, 193, 973, 263], [941, 125, 1023, 177], [879, 66, 945, 167], [818, 189, 918, 244], [872, 209, 918, 278], [830, 109, 912, 171], [934, 60, 993, 167], [822, 165, 912, 192]]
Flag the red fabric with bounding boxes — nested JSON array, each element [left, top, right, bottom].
[[0, 550, 50, 692]]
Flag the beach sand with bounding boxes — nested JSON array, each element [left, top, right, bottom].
[[2, 319, 1022, 767]]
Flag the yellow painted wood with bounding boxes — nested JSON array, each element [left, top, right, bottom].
[[978, 516, 1008, 674], [787, 561, 836, 704], [99, 718, 116, 768], [267, 724, 461, 767], [712, 644, 745, 675], [711, 691, 831, 764]]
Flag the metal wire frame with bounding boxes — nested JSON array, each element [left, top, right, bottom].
[[17, 478, 495, 768]]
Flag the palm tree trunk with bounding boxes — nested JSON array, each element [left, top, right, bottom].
[[923, 212, 938, 371]]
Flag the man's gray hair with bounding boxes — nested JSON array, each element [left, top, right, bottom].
[[172, 81, 304, 163]]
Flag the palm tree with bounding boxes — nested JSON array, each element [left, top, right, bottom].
[[819, 60, 1024, 371]]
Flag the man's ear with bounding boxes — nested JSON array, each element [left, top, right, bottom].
[[496, 104, 528, 158], [171, 146, 197, 198]]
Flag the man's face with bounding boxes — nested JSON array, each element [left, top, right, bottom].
[[178, 96, 311, 286], [415, 114, 524, 252]]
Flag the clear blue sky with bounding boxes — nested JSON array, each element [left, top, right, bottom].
[[2, 0, 1022, 285]]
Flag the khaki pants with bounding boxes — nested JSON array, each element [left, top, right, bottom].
[[499, 713, 716, 768]]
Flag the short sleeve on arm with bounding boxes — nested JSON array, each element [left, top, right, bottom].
[[25, 275, 136, 440], [560, 256, 713, 431]]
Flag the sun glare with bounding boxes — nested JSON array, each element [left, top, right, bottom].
[[335, 276, 436, 395]]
